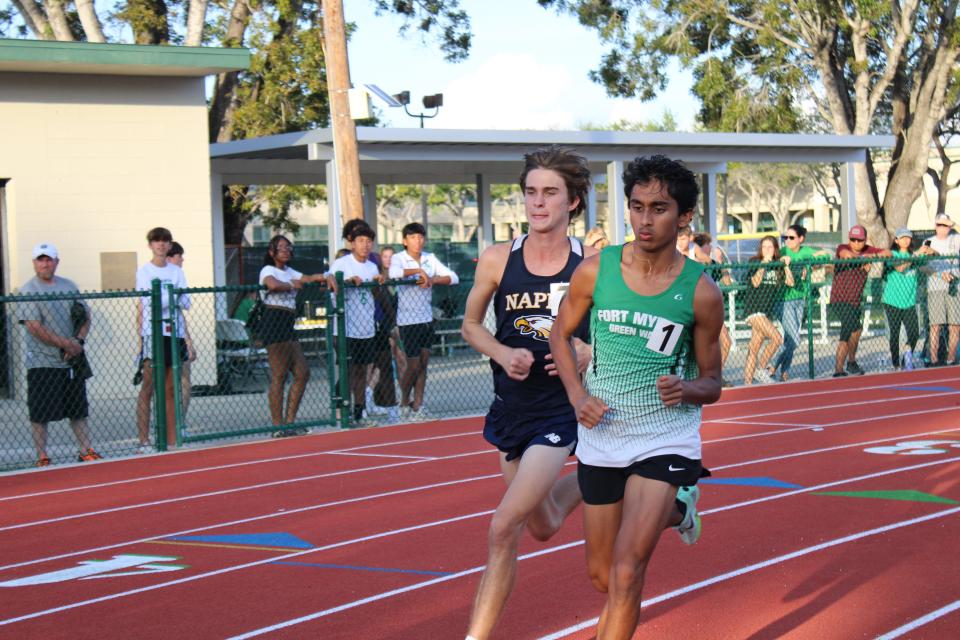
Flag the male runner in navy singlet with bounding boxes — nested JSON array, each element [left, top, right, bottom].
[[461, 147, 596, 640]]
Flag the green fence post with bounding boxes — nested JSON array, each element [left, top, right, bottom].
[[805, 261, 816, 380], [336, 271, 350, 429], [150, 278, 167, 451], [324, 284, 339, 427], [167, 283, 183, 447]]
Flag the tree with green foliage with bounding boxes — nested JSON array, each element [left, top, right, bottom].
[[541, 0, 960, 242], [1, 0, 471, 242]]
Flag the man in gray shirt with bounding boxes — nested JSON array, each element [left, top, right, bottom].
[[918, 213, 960, 365], [20, 242, 100, 466]]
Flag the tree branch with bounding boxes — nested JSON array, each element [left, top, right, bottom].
[[10, 0, 51, 38], [75, 0, 106, 42]]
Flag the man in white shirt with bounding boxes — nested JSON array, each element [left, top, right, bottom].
[[135, 227, 190, 452], [326, 222, 384, 425], [918, 213, 960, 365], [388, 222, 459, 418]]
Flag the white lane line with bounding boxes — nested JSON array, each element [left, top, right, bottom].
[[716, 374, 960, 406], [707, 427, 960, 470], [0, 431, 482, 503], [324, 452, 437, 460], [709, 390, 957, 422], [1, 455, 955, 628], [710, 421, 821, 428], [875, 599, 960, 639], [704, 407, 960, 444], [536, 506, 960, 640], [0, 449, 492, 533], [820, 406, 960, 427]]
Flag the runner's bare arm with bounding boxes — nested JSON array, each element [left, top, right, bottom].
[[549, 255, 607, 427], [460, 243, 535, 380], [658, 274, 723, 407]]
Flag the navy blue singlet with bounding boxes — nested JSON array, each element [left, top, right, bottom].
[[491, 235, 588, 415]]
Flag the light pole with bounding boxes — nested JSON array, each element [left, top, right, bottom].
[[392, 91, 444, 128]]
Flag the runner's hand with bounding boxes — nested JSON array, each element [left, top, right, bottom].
[[575, 395, 609, 428], [500, 348, 534, 380], [657, 375, 684, 406]]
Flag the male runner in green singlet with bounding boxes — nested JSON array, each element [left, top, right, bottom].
[[549, 155, 724, 640]]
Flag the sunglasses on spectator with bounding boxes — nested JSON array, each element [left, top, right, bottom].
[[849, 238, 866, 243], [936, 223, 951, 227], [783, 235, 798, 240]]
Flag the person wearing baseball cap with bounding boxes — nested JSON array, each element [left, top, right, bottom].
[[882, 228, 921, 370], [829, 225, 891, 376], [917, 212, 960, 366], [19, 243, 101, 466]]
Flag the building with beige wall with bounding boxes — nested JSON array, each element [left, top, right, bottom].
[[0, 39, 249, 398]]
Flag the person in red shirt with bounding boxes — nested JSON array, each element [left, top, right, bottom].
[[830, 225, 891, 376]]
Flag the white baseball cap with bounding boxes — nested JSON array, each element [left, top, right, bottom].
[[31, 243, 59, 260]]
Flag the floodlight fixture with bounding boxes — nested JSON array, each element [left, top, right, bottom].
[[422, 93, 443, 109], [392, 90, 444, 128]]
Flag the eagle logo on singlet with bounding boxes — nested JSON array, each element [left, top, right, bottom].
[[514, 315, 554, 342]]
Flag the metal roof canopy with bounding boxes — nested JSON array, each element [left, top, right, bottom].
[[208, 127, 892, 282], [211, 127, 890, 185]]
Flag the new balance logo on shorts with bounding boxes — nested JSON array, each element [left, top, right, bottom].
[[544, 433, 561, 444]]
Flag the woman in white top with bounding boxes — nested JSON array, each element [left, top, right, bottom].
[[259, 235, 326, 433]]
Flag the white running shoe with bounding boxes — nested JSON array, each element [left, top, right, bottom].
[[675, 485, 702, 545], [754, 368, 774, 384], [904, 351, 915, 371]]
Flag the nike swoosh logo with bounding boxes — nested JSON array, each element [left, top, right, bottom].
[[668, 465, 685, 471]]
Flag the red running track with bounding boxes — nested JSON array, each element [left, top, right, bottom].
[[1, 368, 959, 639]]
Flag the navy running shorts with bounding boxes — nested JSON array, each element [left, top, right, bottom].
[[483, 397, 577, 462], [578, 455, 711, 505]]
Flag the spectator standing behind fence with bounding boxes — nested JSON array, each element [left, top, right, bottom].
[[326, 223, 385, 426], [584, 226, 609, 250], [20, 243, 100, 467], [742, 236, 792, 385], [136, 227, 190, 453], [917, 213, 960, 366], [389, 222, 460, 419], [883, 228, 921, 370], [769, 225, 829, 382], [694, 233, 732, 379], [166, 242, 196, 426], [830, 225, 891, 377], [259, 235, 326, 436]]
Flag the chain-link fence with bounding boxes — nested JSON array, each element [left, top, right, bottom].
[[2, 252, 957, 471], [712, 252, 947, 384]]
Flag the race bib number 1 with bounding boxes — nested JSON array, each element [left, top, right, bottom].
[[646, 318, 682, 355]]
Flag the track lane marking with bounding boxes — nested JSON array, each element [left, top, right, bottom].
[[714, 373, 960, 406], [0, 431, 482, 503], [876, 599, 960, 639], [1, 456, 956, 627]]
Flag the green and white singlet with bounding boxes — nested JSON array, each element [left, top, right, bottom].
[[577, 246, 705, 467]]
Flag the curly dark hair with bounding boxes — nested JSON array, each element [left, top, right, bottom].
[[622, 155, 700, 214], [519, 146, 592, 221], [263, 234, 293, 267]]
